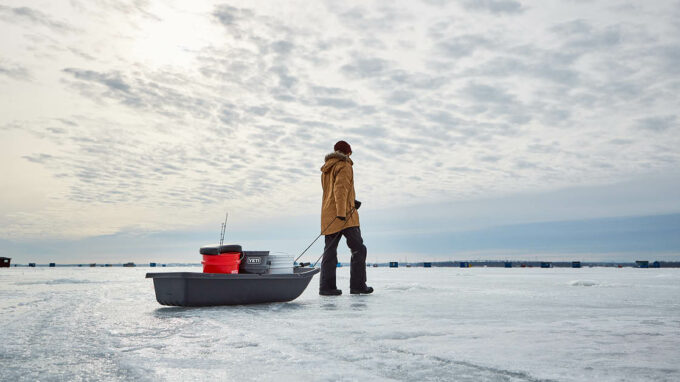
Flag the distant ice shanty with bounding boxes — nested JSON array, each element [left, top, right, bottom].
[[389, 262, 398, 268], [423, 262, 432, 268], [123, 262, 136, 267], [150, 262, 157, 267], [28, 263, 36, 267], [0, 257, 10, 268], [459, 262, 470, 268], [49, 263, 56, 267], [540, 262, 552, 268], [636, 260, 649, 268], [572, 261, 582, 268], [504, 262, 512, 268]]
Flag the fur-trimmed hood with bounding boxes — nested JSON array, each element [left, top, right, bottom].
[[321, 151, 353, 173]]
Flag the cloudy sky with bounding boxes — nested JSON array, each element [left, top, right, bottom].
[[1, 0, 679, 263]]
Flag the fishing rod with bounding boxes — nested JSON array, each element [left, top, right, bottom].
[[219, 211, 228, 247]]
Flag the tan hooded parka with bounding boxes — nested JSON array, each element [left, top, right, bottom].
[[320, 151, 360, 235]]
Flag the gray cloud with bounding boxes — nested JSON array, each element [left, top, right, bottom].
[[271, 40, 294, 55], [437, 34, 493, 58], [385, 90, 415, 105], [347, 126, 389, 137], [341, 57, 390, 79], [62, 68, 213, 120], [462, 83, 516, 104], [0, 62, 31, 80], [550, 19, 592, 37], [212, 4, 254, 27], [636, 115, 677, 132], [69, 0, 159, 19], [330, 4, 411, 32], [658, 43, 680, 74], [609, 138, 633, 145], [389, 71, 446, 90], [527, 142, 560, 154], [0, 5, 73, 32], [270, 65, 298, 89], [465, 54, 580, 85], [63, 68, 131, 93], [23, 153, 54, 164], [479, 154, 502, 162], [460, 0, 524, 14], [316, 97, 358, 109]]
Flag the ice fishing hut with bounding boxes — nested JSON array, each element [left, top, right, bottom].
[[123, 262, 136, 267], [635, 260, 649, 268], [28, 263, 36, 267], [572, 261, 581, 268], [389, 261, 398, 268], [504, 262, 512, 268], [49, 263, 56, 267], [423, 262, 432, 268], [150, 262, 157, 267], [652, 261, 661, 268], [459, 261, 470, 268], [0, 257, 10, 268], [540, 262, 552, 268]]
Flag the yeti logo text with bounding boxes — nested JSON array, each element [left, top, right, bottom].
[[248, 257, 261, 264]]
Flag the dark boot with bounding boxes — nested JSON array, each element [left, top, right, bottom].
[[350, 286, 373, 295], [319, 288, 342, 296]]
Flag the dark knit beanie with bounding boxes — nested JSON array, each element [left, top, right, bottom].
[[334, 140, 352, 155]]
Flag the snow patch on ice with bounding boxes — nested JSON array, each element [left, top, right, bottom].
[[15, 278, 101, 285], [569, 280, 598, 287], [372, 331, 444, 340], [228, 341, 259, 348], [382, 283, 438, 292]]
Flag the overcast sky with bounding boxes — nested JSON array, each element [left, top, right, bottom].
[[1, 0, 679, 263]]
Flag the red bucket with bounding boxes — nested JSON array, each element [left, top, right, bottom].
[[202, 252, 241, 274]]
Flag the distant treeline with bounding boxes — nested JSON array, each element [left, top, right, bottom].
[[371, 260, 680, 268]]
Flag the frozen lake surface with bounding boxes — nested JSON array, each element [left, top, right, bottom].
[[1, 267, 679, 381]]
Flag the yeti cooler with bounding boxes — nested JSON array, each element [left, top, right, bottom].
[[239, 251, 270, 274]]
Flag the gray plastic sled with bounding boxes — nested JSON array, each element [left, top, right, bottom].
[[146, 267, 319, 306]]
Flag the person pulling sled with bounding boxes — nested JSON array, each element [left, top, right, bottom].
[[319, 140, 374, 296]]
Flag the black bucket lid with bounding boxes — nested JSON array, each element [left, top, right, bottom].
[[200, 244, 243, 255], [242, 251, 270, 256]]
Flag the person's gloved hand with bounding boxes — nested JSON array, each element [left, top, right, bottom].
[[354, 200, 362, 210], [337, 216, 346, 221]]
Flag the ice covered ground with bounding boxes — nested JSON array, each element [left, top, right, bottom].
[[1, 266, 679, 381]]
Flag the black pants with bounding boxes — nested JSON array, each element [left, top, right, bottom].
[[320, 226, 367, 291]]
